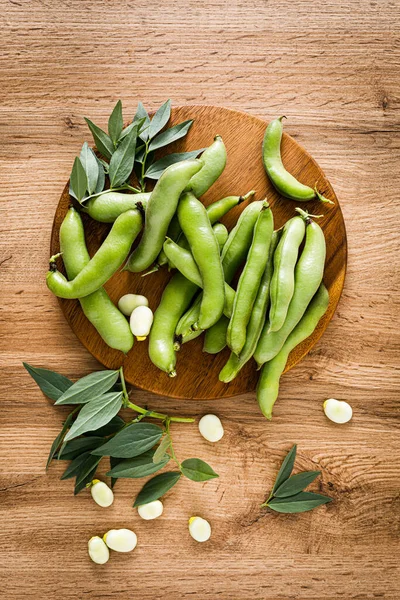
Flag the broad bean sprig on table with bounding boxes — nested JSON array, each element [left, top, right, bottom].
[[23, 363, 218, 502], [46, 100, 334, 419]]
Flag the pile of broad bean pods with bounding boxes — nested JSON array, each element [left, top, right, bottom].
[[47, 107, 332, 419]]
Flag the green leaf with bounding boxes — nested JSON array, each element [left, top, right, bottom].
[[69, 157, 88, 202], [271, 445, 297, 495], [152, 434, 171, 463], [120, 117, 146, 141], [148, 120, 193, 152], [133, 471, 181, 507], [79, 142, 99, 195], [64, 392, 123, 442], [108, 100, 123, 145], [57, 436, 105, 460], [108, 125, 138, 188], [74, 454, 102, 493], [46, 411, 75, 468], [86, 415, 125, 437], [61, 451, 92, 480], [55, 370, 119, 405], [267, 491, 332, 514], [145, 150, 205, 180], [148, 99, 171, 140], [181, 458, 219, 482], [84, 117, 114, 160], [274, 471, 321, 498], [106, 450, 169, 479], [94, 156, 106, 194], [134, 102, 150, 141], [92, 422, 163, 458], [23, 362, 73, 402]]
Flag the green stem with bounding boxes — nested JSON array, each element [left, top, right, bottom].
[[80, 185, 141, 203], [139, 140, 149, 191], [119, 367, 194, 424], [165, 418, 182, 469]]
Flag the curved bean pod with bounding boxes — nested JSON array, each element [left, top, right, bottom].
[[149, 273, 198, 376], [257, 284, 329, 419], [203, 316, 229, 354], [220, 200, 265, 282], [262, 117, 333, 203], [254, 209, 326, 366], [177, 192, 225, 329], [83, 191, 150, 223], [126, 159, 202, 273], [227, 202, 274, 356], [175, 294, 203, 344], [47, 209, 142, 299], [213, 223, 229, 250], [162, 238, 235, 318], [185, 135, 227, 197], [269, 215, 306, 332], [60, 207, 133, 353], [219, 231, 279, 382]]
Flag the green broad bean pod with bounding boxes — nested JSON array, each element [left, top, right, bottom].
[[203, 316, 229, 354], [227, 202, 274, 356], [254, 209, 326, 366], [269, 215, 306, 332], [162, 238, 235, 318], [83, 191, 151, 223], [177, 192, 225, 329], [185, 135, 227, 197], [262, 117, 333, 204], [219, 230, 280, 381], [175, 294, 202, 341], [213, 223, 229, 250], [257, 283, 329, 419], [59, 207, 133, 353], [126, 159, 202, 273], [148, 273, 198, 376], [47, 209, 142, 299]]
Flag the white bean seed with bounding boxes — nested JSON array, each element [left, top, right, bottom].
[[88, 536, 110, 564], [103, 529, 137, 552], [118, 294, 149, 316], [188, 516, 211, 542], [198, 414, 224, 442], [90, 479, 114, 508], [323, 398, 353, 424], [130, 305, 154, 340], [137, 500, 164, 520]]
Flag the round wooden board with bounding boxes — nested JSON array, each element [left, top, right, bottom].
[[51, 105, 347, 400]]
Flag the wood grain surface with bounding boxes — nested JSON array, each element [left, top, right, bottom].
[[51, 104, 346, 399], [0, 1, 399, 599]]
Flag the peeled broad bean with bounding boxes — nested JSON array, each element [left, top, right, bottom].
[[189, 516, 211, 542], [118, 294, 148, 316], [90, 479, 114, 508], [103, 529, 137, 552], [323, 398, 352, 424], [137, 500, 164, 520], [130, 305, 154, 340], [88, 536, 110, 564], [198, 414, 224, 442]]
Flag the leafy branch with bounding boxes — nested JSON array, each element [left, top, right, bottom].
[[261, 445, 332, 514], [24, 363, 218, 503]]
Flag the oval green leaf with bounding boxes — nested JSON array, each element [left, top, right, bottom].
[[24, 362, 73, 402], [108, 100, 123, 145], [84, 117, 114, 159], [79, 142, 99, 195], [92, 422, 163, 458], [55, 370, 119, 405], [181, 458, 219, 482], [267, 491, 332, 513], [152, 434, 171, 463], [148, 99, 171, 139], [57, 436, 106, 461], [148, 119, 193, 152], [63, 392, 123, 442], [274, 471, 321, 498], [145, 149, 205, 180], [133, 471, 181, 507], [271, 444, 297, 495], [106, 450, 169, 479], [108, 125, 138, 188]]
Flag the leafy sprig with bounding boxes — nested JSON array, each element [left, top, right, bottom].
[[68, 99, 201, 202], [261, 445, 332, 513], [24, 363, 218, 504]]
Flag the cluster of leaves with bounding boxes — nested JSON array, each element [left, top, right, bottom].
[[69, 99, 204, 202], [262, 445, 332, 513], [24, 363, 218, 504]]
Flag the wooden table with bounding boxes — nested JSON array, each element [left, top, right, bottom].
[[1, 1, 399, 598]]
